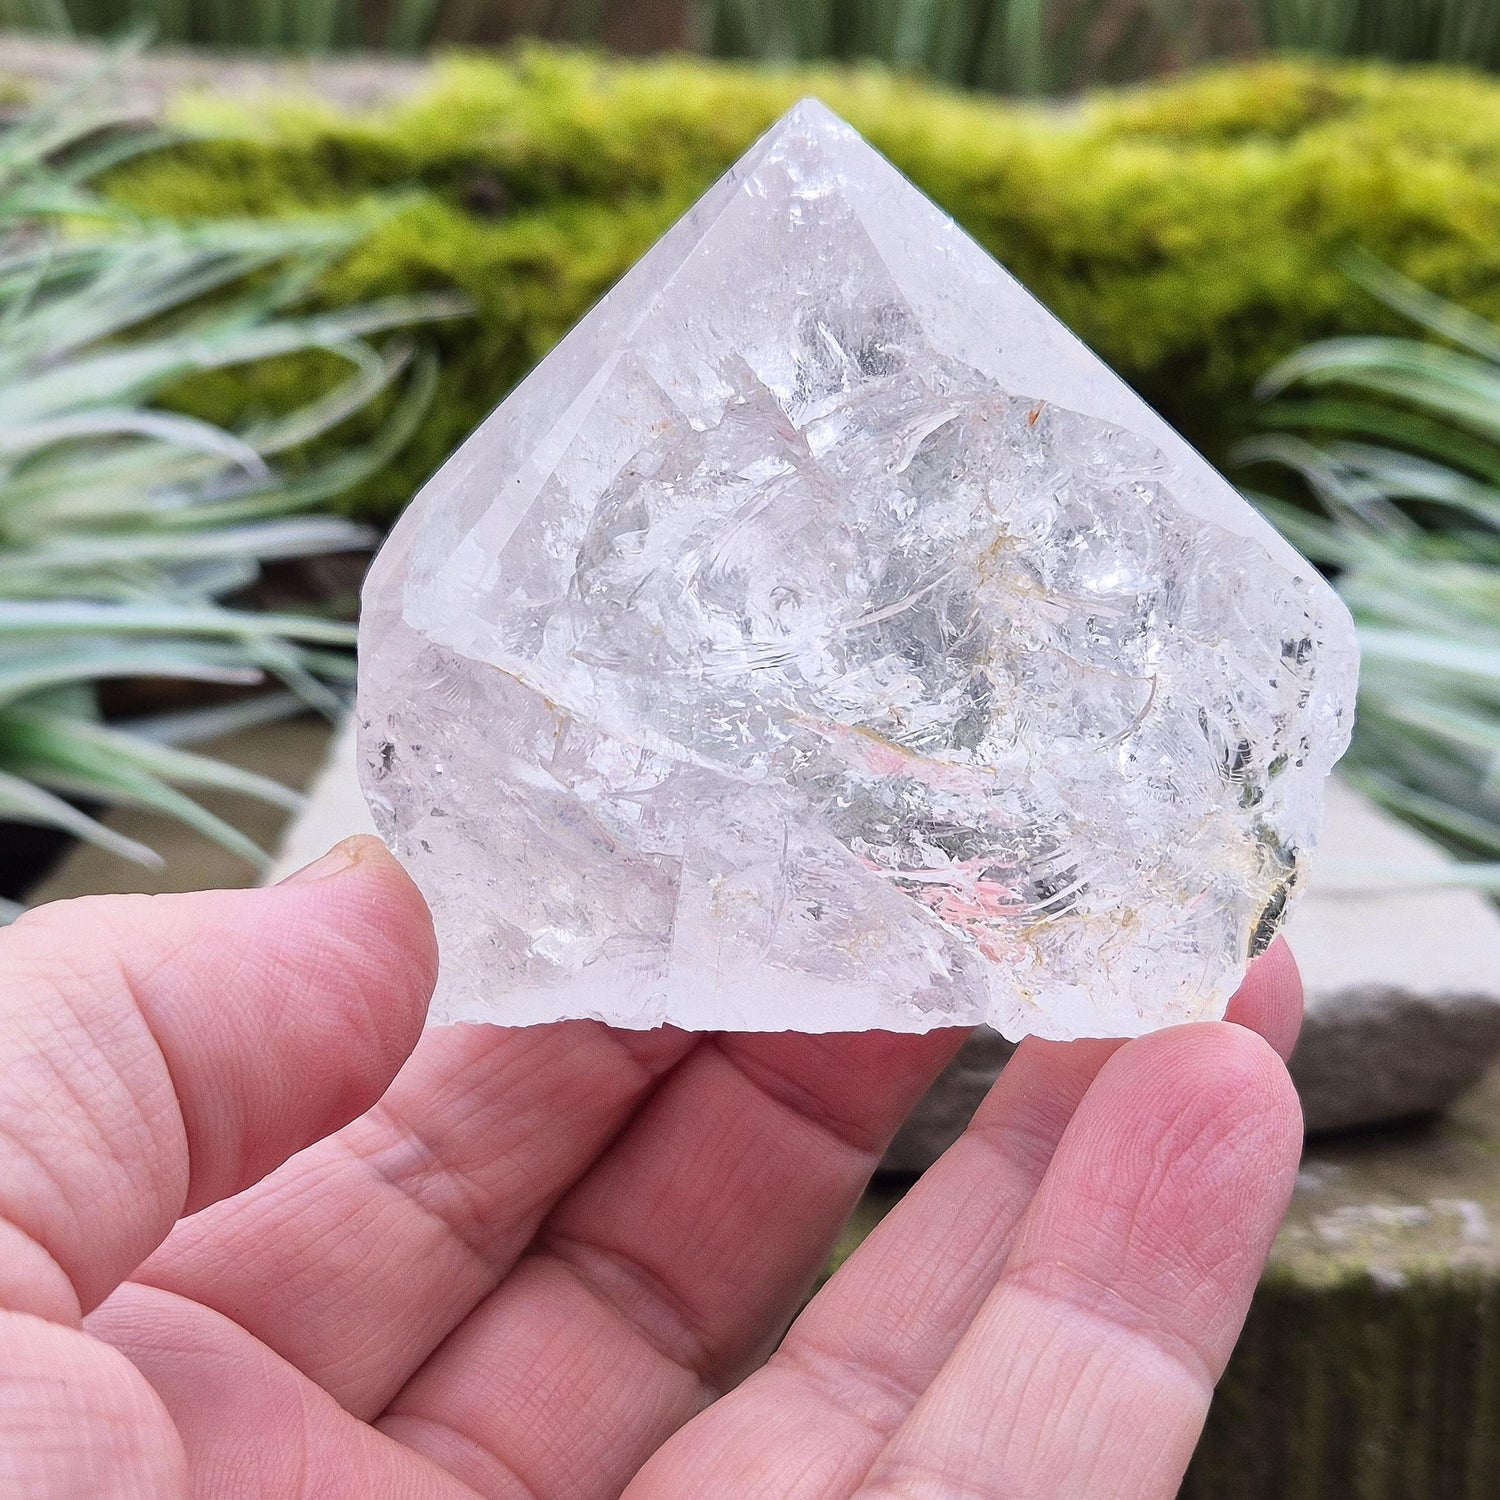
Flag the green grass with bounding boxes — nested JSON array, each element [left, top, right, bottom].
[[4, 0, 1500, 82], [1259, 0, 1500, 70]]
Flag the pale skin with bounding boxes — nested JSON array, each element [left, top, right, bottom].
[[0, 834, 1304, 1499]]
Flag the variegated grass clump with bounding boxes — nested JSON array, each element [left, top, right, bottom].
[[0, 81, 461, 906], [1242, 256, 1500, 888]]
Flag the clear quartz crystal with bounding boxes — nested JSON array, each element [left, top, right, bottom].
[[357, 100, 1359, 1040]]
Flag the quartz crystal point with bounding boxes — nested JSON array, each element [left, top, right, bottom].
[[357, 100, 1358, 1040]]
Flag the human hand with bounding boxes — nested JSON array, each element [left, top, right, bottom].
[[1, 835, 1302, 1499]]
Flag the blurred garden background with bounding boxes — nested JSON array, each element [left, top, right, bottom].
[[3, 0, 1500, 890], [3, 5, 1500, 1494]]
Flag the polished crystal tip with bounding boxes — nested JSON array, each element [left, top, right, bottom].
[[357, 99, 1358, 1039]]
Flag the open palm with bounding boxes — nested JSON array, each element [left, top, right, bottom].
[[1, 836, 1302, 1499]]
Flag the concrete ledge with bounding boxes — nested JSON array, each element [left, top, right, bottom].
[[0, 31, 427, 114]]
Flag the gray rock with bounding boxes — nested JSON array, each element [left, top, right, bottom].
[[265, 724, 1500, 1147], [1286, 779, 1500, 1133], [1293, 989, 1500, 1134]]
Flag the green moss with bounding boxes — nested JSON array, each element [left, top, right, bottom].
[[100, 48, 1500, 521]]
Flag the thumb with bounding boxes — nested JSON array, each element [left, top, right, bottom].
[[0, 836, 435, 1325]]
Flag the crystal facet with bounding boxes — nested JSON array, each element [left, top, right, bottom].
[[357, 100, 1359, 1040]]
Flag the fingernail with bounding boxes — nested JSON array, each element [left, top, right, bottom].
[[280, 835, 381, 886]]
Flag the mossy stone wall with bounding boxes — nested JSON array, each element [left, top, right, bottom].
[[1183, 1062, 1500, 1498], [1187, 1270, 1500, 1499], [99, 48, 1500, 521]]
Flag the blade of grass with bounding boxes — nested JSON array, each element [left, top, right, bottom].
[[1261, 397, 1500, 486], [0, 645, 264, 708], [1347, 250, 1500, 364], [0, 600, 358, 645], [7, 708, 303, 810], [0, 764, 162, 865], [3, 747, 270, 866], [121, 688, 306, 746], [1257, 339, 1500, 445], [1347, 768, 1500, 855]]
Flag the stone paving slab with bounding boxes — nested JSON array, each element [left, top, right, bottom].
[[0, 31, 427, 114]]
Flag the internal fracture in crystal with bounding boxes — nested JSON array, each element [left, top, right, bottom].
[[357, 99, 1359, 1040]]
